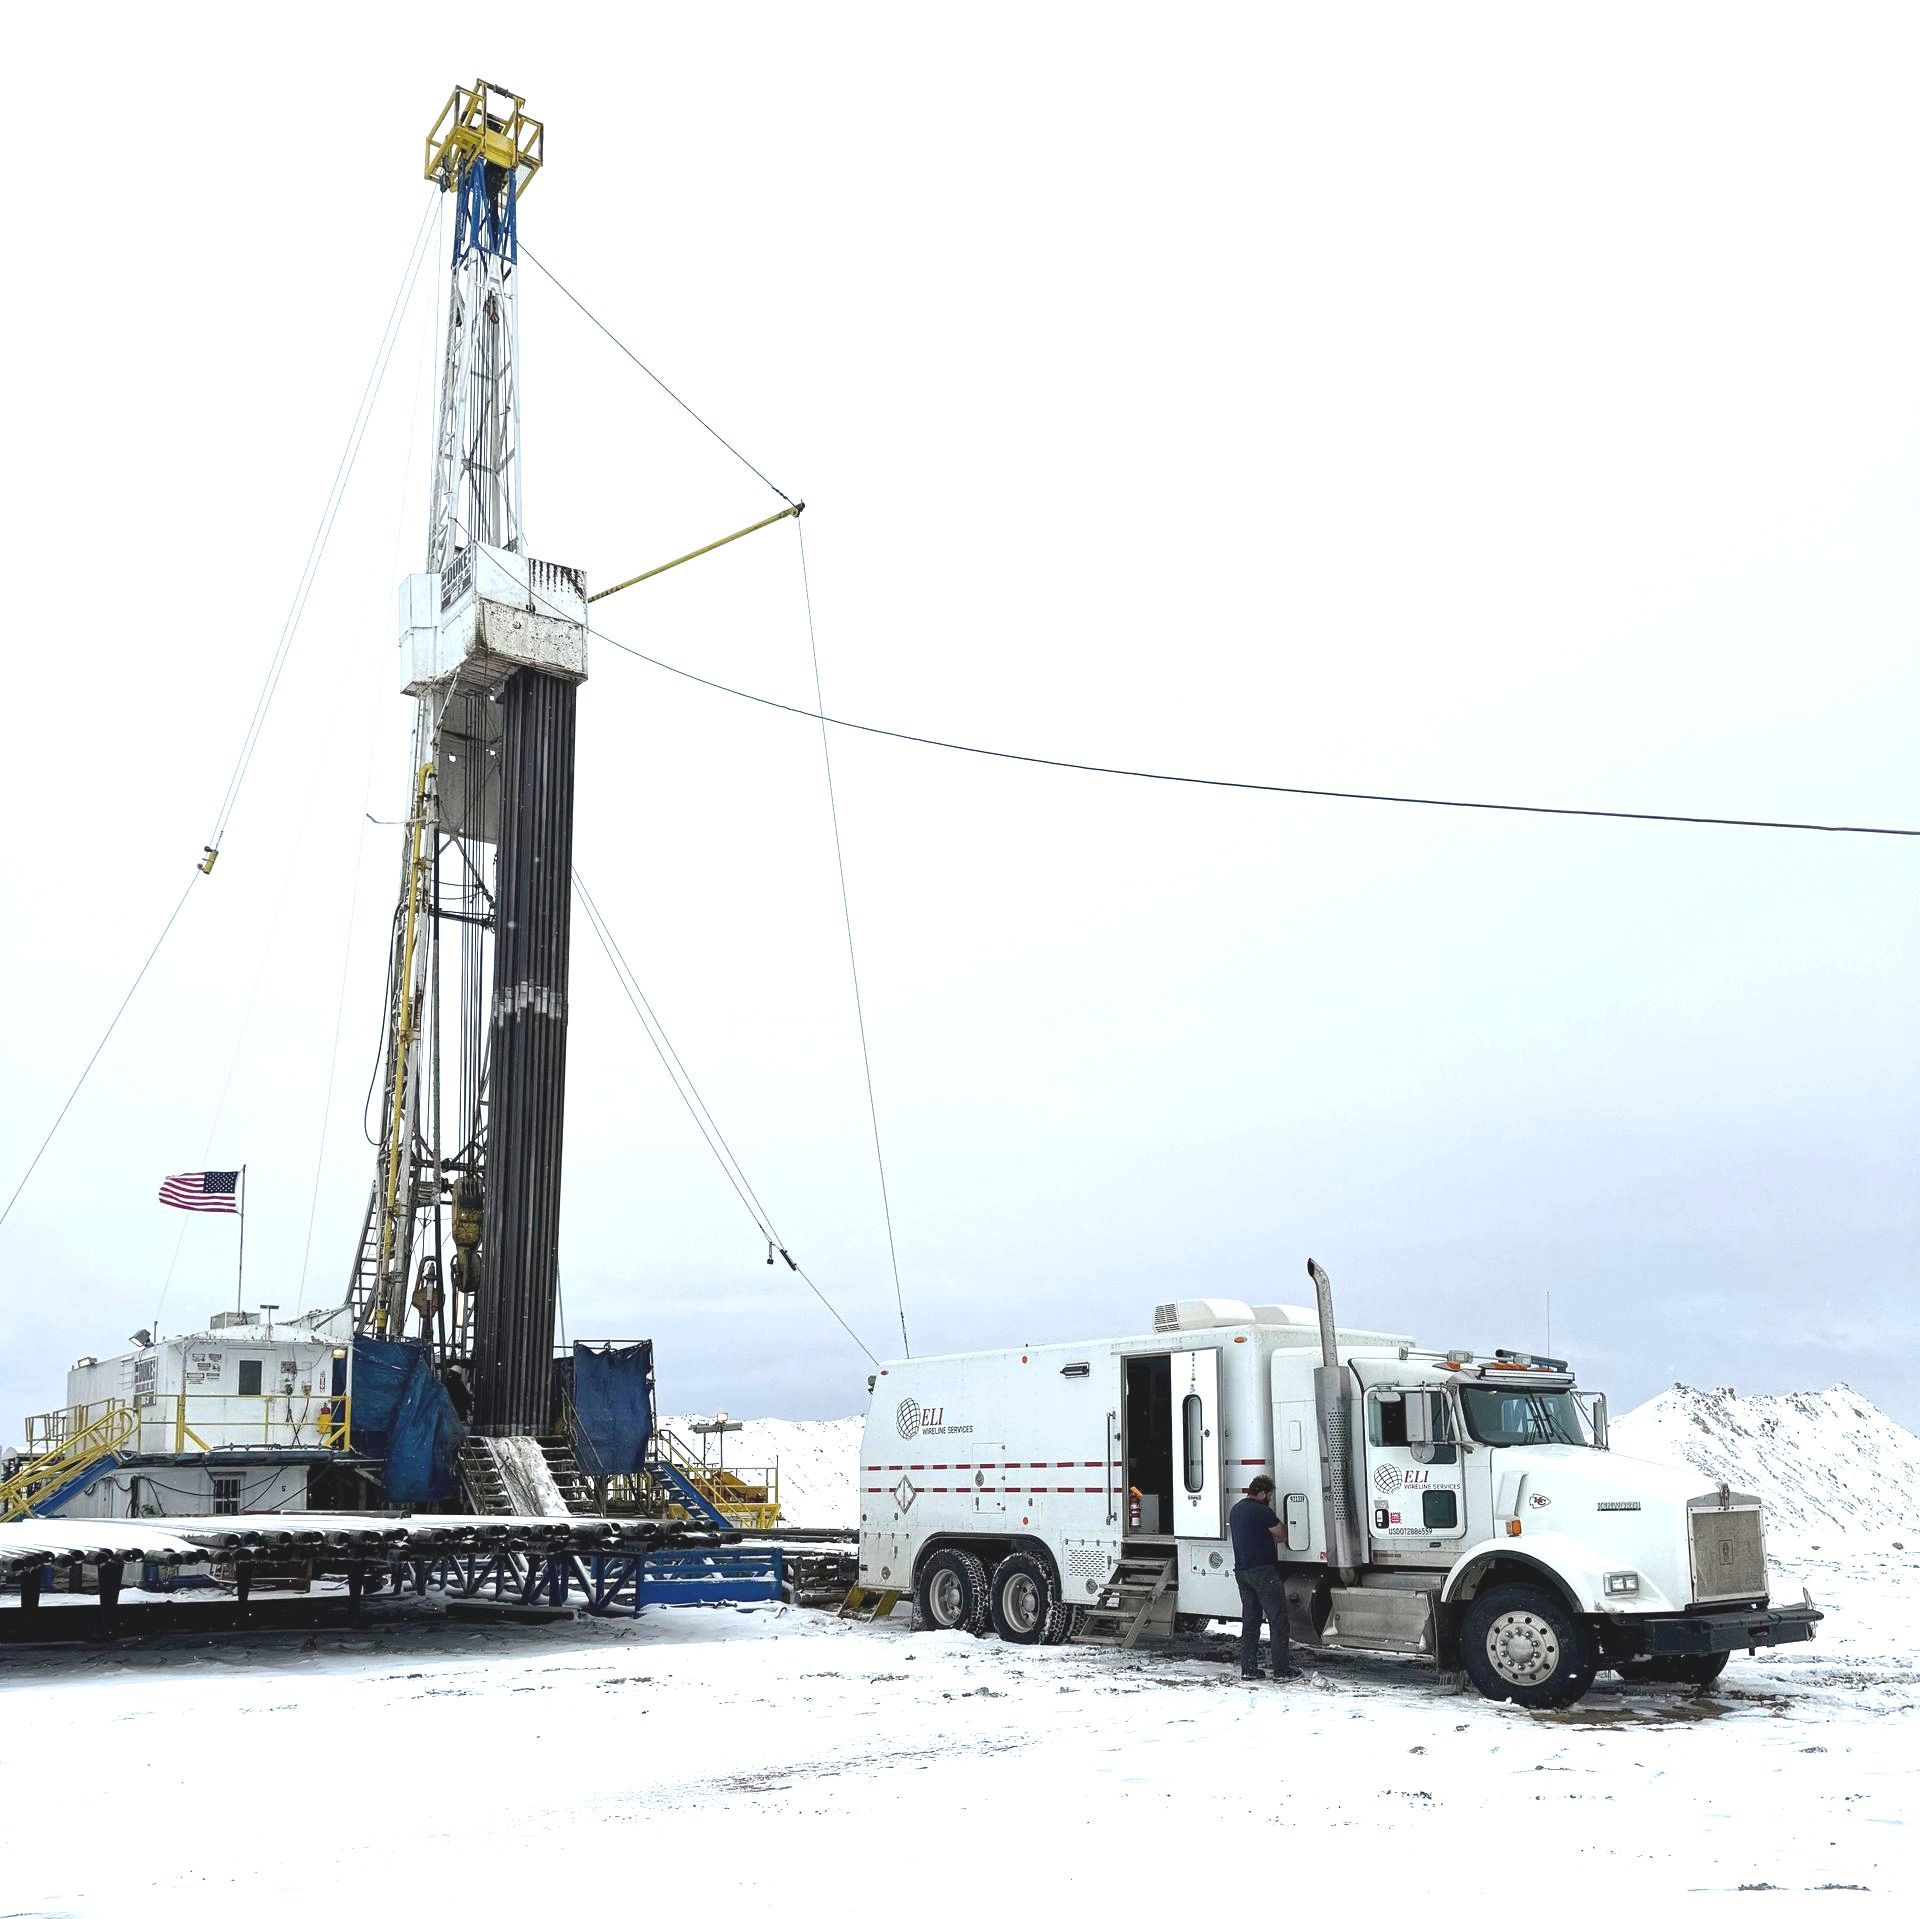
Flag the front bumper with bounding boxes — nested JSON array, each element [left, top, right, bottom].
[[1603, 1601, 1823, 1659]]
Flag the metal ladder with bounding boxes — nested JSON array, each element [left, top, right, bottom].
[[838, 1585, 904, 1621], [456, 1437, 515, 1515], [537, 1437, 597, 1515], [1070, 1552, 1177, 1650]]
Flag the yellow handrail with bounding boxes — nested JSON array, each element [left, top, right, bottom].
[[24, 1394, 354, 1461], [1, 1403, 136, 1522], [649, 1428, 782, 1530]]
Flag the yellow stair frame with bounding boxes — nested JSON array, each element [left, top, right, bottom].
[[2, 1403, 137, 1522], [655, 1428, 782, 1531]]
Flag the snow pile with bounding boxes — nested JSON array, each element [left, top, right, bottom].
[[657, 1414, 863, 1528], [1611, 1383, 1920, 1547]]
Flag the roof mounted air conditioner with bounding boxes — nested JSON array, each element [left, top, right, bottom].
[[1151, 1298, 1257, 1333]]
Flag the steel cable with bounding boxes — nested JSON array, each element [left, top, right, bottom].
[[796, 520, 911, 1357], [588, 629, 1920, 841], [519, 244, 797, 508], [573, 868, 881, 1367]]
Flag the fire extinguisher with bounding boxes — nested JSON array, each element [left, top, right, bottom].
[[1129, 1485, 1141, 1529]]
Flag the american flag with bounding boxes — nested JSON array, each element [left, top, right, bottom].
[[158, 1170, 241, 1214]]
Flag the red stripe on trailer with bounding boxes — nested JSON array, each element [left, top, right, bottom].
[[1239, 1459, 1267, 1465]]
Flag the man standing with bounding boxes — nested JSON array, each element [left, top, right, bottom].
[[1229, 1475, 1297, 1681]]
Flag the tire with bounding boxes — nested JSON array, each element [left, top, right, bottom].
[[989, 1552, 1060, 1645], [916, 1547, 990, 1634], [1042, 1600, 1080, 1646], [1460, 1582, 1599, 1707], [1634, 1649, 1731, 1687]]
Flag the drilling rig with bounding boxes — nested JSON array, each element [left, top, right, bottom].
[[350, 81, 585, 1439]]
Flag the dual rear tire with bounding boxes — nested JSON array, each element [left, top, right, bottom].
[[915, 1547, 1076, 1644]]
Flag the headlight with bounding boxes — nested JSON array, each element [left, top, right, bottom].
[[1604, 1571, 1640, 1596]]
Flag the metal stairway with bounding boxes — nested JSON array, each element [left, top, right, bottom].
[[1070, 1552, 1177, 1650], [458, 1435, 596, 1518], [537, 1437, 596, 1514], [457, 1437, 515, 1515], [1, 1405, 137, 1522], [644, 1458, 729, 1527], [639, 1428, 780, 1530]]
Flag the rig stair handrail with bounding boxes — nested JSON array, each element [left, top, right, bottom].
[[2, 1403, 137, 1522]]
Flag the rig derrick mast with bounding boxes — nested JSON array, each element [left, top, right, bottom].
[[353, 81, 585, 1438]]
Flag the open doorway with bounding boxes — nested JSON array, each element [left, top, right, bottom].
[[1122, 1353, 1173, 1536]]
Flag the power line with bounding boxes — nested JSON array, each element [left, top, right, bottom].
[[796, 521, 911, 1357], [519, 243, 797, 508], [587, 628, 1920, 841], [572, 867, 882, 1367]]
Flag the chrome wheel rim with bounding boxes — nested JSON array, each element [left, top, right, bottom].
[[927, 1567, 966, 1627], [1003, 1572, 1042, 1634], [1487, 1608, 1562, 1688]]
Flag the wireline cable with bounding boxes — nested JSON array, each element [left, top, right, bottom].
[[587, 627, 1919, 841]]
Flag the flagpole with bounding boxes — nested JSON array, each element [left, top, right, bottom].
[[237, 1164, 247, 1314]]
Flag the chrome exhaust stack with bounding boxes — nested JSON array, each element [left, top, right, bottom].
[[1308, 1257, 1364, 1585]]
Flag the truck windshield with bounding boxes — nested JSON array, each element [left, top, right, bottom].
[[1459, 1387, 1587, 1447]]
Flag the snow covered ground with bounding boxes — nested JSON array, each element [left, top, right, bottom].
[[5, 1386, 1916, 1910], [0, 1546, 1913, 1911]]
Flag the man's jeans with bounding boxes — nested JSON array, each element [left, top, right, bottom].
[[1235, 1564, 1293, 1675]]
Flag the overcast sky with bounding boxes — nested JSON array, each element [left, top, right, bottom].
[[2, 5, 1914, 1441]]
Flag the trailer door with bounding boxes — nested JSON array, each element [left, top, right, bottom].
[[1171, 1347, 1223, 1538]]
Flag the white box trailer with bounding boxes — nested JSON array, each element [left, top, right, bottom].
[[857, 1262, 1821, 1704]]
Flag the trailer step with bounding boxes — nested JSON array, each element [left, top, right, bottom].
[[838, 1585, 903, 1622], [1070, 1554, 1177, 1650]]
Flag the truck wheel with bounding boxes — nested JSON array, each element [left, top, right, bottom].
[[1636, 1650, 1731, 1687], [989, 1552, 1058, 1645], [1042, 1600, 1080, 1646], [916, 1548, 990, 1634], [1460, 1583, 1598, 1707]]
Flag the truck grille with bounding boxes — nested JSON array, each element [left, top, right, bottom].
[[1690, 1506, 1767, 1602]]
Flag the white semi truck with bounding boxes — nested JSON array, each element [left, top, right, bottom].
[[856, 1261, 1821, 1704]]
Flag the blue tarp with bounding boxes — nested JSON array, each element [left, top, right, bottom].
[[569, 1340, 654, 1475], [352, 1335, 463, 1504], [386, 1359, 463, 1504], [349, 1336, 420, 1452]]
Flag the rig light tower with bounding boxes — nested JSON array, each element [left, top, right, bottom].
[[353, 81, 586, 1437]]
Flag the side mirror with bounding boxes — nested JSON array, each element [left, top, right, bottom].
[[1591, 1393, 1609, 1450], [1405, 1390, 1435, 1464]]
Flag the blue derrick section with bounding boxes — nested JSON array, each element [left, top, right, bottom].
[[453, 159, 517, 265]]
